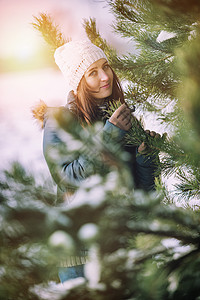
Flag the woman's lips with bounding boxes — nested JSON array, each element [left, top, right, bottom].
[[101, 83, 110, 89]]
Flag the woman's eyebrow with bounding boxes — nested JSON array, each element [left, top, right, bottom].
[[86, 62, 108, 74], [87, 66, 97, 73]]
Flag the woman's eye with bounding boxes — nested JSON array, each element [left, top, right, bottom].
[[89, 71, 97, 76], [103, 64, 109, 70]]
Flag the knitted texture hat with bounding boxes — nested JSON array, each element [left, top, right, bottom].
[[54, 39, 108, 93]]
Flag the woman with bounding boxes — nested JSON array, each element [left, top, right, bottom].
[[33, 39, 159, 282]]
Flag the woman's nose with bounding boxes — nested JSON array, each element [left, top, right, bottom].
[[99, 70, 109, 81]]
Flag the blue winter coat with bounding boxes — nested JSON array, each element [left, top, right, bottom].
[[43, 100, 159, 201]]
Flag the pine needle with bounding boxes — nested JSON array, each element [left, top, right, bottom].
[[31, 100, 48, 129], [32, 12, 68, 51], [104, 100, 164, 149]]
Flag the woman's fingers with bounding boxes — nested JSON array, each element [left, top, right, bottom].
[[145, 130, 150, 135], [122, 112, 131, 122], [138, 130, 162, 154], [117, 109, 131, 120], [114, 104, 128, 118], [150, 131, 156, 137], [109, 104, 132, 131], [145, 130, 161, 139], [155, 133, 161, 138], [117, 106, 132, 129], [121, 110, 132, 130], [138, 142, 146, 153]]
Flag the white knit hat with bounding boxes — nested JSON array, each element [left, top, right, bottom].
[[54, 39, 108, 93]]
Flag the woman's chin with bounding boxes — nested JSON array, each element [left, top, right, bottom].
[[94, 89, 113, 100]]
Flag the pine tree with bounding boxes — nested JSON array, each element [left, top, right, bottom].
[[103, 0, 200, 203], [1, 2, 200, 299]]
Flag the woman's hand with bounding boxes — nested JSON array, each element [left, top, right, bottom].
[[109, 103, 132, 131], [138, 130, 161, 154]]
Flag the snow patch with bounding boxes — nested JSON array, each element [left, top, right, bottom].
[[157, 31, 177, 43]]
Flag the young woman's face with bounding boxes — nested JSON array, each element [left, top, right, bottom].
[[84, 58, 113, 101]]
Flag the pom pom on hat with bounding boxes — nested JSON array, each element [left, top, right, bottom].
[[54, 39, 107, 93]]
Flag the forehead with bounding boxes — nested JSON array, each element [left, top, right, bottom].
[[86, 58, 108, 73]]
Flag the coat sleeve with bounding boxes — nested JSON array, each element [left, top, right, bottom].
[[43, 115, 92, 192], [134, 148, 160, 191], [43, 113, 127, 192]]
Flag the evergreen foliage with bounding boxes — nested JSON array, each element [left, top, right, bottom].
[[83, 18, 117, 63], [32, 13, 68, 52], [1, 1, 200, 299], [104, 0, 200, 201]]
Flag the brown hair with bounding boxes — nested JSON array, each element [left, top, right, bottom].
[[68, 67, 125, 125]]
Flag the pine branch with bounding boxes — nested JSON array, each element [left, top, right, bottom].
[[104, 100, 180, 157], [150, 0, 200, 15], [127, 224, 199, 245], [83, 18, 117, 63], [166, 247, 199, 275], [32, 12, 68, 52], [174, 168, 200, 201], [109, 0, 196, 34]]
